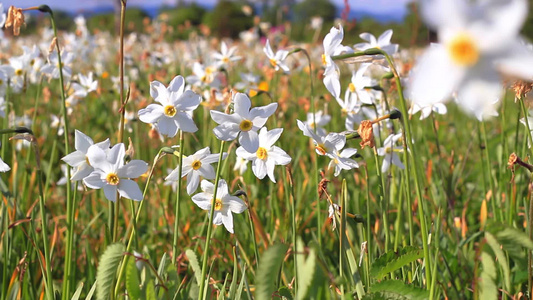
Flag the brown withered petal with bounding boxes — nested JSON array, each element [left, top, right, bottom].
[[6, 6, 25, 36], [508, 153, 518, 168], [358, 120, 375, 149]]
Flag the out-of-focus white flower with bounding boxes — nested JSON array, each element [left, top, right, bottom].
[[354, 29, 399, 55], [377, 133, 404, 173], [311, 16, 323, 30], [305, 110, 330, 137], [213, 41, 242, 68], [263, 39, 290, 73], [41, 50, 74, 79], [186, 62, 220, 88], [72, 72, 98, 98], [409, 0, 533, 120], [409, 103, 448, 120], [234, 156, 249, 175], [62, 130, 111, 181]]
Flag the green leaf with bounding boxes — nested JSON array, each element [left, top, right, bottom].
[[145, 280, 156, 300], [488, 224, 533, 263], [96, 243, 125, 300], [235, 264, 247, 300], [126, 256, 142, 300], [363, 280, 429, 300], [370, 247, 424, 280], [228, 247, 239, 299], [478, 251, 497, 300], [278, 286, 294, 300], [296, 238, 316, 300], [485, 232, 510, 293], [256, 243, 289, 300], [185, 249, 202, 286], [71, 282, 84, 300], [86, 280, 97, 300]]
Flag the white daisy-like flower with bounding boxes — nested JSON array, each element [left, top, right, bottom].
[[191, 179, 247, 233], [138, 75, 201, 137], [83, 143, 148, 202], [235, 127, 291, 183], [354, 29, 399, 55], [263, 39, 290, 73], [305, 110, 331, 137], [210, 93, 278, 153], [409, 0, 533, 120], [61, 130, 111, 181], [213, 41, 241, 68], [165, 147, 227, 195], [377, 133, 405, 173], [408, 103, 448, 120]]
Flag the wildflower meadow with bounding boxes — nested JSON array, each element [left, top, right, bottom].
[[1, 0, 533, 299]]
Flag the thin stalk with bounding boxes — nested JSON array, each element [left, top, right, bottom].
[[285, 167, 297, 291], [113, 0, 128, 244], [519, 97, 533, 157], [114, 149, 165, 297], [373, 150, 389, 252], [480, 122, 501, 222], [529, 180, 533, 296], [381, 51, 431, 288], [240, 192, 259, 266], [198, 141, 226, 299], [35, 6, 72, 299], [172, 130, 184, 261]]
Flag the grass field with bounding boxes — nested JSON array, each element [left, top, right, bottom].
[[1, 1, 533, 299]]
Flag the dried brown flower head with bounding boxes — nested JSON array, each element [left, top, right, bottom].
[[508, 152, 518, 169], [5, 6, 25, 36], [512, 80, 533, 100], [358, 120, 375, 149]]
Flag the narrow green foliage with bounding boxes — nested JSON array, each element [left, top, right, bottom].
[[86, 280, 97, 300], [478, 252, 497, 300], [370, 247, 424, 280], [364, 280, 429, 300], [125, 257, 142, 300], [228, 247, 239, 298], [186, 249, 202, 285], [96, 243, 125, 300], [296, 239, 316, 300], [235, 264, 247, 300], [71, 283, 84, 300], [484, 232, 511, 294], [255, 243, 289, 300], [145, 280, 156, 300]]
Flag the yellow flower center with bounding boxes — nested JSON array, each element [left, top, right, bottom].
[[213, 198, 223, 211], [106, 173, 120, 185], [191, 160, 202, 170], [321, 54, 327, 66], [15, 69, 23, 76], [164, 105, 177, 117], [256, 147, 268, 160], [448, 33, 479, 66], [269, 58, 278, 68], [222, 57, 230, 63], [348, 82, 356, 93], [239, 119, 253, 132]]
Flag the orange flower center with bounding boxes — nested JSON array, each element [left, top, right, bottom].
[[191, 160, 202, 170], [448, 33, 479, 66], [239, 119, 253, 132], [256, 147, 268, 160], [106, 173, 120, 185], [164, 105, 177, 117]]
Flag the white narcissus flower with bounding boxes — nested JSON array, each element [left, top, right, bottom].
[[305, 110, 331, 137], [62, 130, 110, 181], [297, 120, 344, 157], [409, 0, 533, 121], [210, 93, 277, 153], [191, 179, 247, 233], [236, 128, 291, 183], [408, 103, 447, 120], [354, 29, 399, 55], [233, 157, 249, 175], [72, 72, 98, 98], [0, 151, 9, 172], [186, 62, 220, 88], [377, 133, 405, 173], [328, 146, 359, 177], [83, 143, 148, 202], [322, 24, 353, 100], [213, 41, 241, 68], [165, 147, 227, 195], [138, 75, 201, 137], [40, 50, 74, 79], [350, 63, 379, 105], [263, 39, 290, 73]]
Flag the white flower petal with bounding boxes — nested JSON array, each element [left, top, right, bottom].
[[118, 179, 144, 201]]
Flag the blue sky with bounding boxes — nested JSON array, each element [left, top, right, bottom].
[[1, 0, 412, 14]]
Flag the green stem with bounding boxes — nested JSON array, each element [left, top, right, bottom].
[[480, 121, 501, 222], [373, 150, 389, 253], [114, 149, 165, 297], [198, 141, 226, 299], [172, 130, 184, 261]]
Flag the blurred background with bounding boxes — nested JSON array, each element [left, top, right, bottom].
[[1, 0, 533, 47]]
